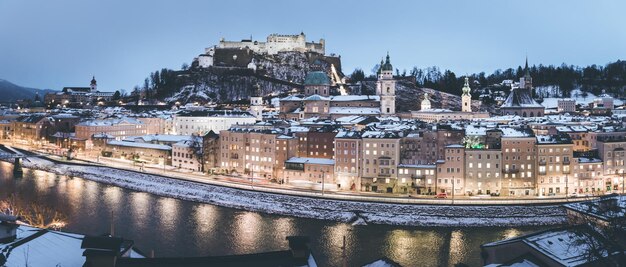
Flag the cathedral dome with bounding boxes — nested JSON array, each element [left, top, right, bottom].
[[303, 71, 330, 86]]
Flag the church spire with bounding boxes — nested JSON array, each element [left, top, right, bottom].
[[524, 56, 531, 78], [462, 77, 471, 96]]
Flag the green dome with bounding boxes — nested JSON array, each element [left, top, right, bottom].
[[303, 71, 331, 86], [462, 77, 471, 96], [382, 53, 393, 71]]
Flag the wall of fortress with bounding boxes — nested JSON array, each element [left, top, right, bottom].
[[217, 33, 325, 55]]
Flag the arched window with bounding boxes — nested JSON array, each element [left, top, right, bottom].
[[523, 112, 527, 117], [530, 112, 534, 117]]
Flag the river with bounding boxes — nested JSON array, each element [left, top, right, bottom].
[[0, 162, 547, 266]]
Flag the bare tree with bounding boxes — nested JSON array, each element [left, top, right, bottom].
[[568, 198, 626, 266], [189, 133, 205, 172], [0, 194, 67, 230]]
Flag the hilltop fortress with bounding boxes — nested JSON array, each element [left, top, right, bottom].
[[218, 32, 324, 55], [197, 32, 326, 68]]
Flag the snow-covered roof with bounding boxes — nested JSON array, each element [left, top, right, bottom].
[[107, 140, 171, 150], [329, 107, 380, 115], [500, 127, 534, 138], [523, 229, 607, 266], [127, 134, 192, 143], [280, 95, 302, 101], [362, 130, 400, 139], [0, 225, 141, 266], [501, 88, 544, 108], [329, 95, 380, 102], [303, 94, 330, 101], [77, 117, 144, 127], [335, 130, 362, 139], [285, 157, 335, 165], [576, 157, 602, 164]]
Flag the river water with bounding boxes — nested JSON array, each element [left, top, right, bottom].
[[0, 162, 547, 266]]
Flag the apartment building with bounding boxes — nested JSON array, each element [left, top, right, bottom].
[[361, 131, 401, 193], [536, 134, 574, 196]]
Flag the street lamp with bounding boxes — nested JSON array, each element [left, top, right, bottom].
[[321, 169, 325, 196]]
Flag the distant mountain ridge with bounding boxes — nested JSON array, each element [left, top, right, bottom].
[[0, 79, 56, 103]]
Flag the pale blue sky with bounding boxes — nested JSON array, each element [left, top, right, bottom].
[[1, 0, 625, 92]]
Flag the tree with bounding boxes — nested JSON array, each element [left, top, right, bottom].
[[112, 90, 121, 100], [189, 134, 205, 172], [350, 68, 365, 82], [0, 194, 67, 230], [181, 62, 190, 71]]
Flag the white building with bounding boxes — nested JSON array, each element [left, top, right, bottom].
[[173, 110, 257, 135], [557, 99, 576, 113], [172, 139, 202, 171]]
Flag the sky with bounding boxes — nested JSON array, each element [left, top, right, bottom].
[[1, 0, 625, 92]]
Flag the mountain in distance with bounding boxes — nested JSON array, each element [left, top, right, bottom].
[[0, 79, 56, 103]]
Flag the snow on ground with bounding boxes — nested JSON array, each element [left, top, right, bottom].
[[541, 88, 623, 109], [21, 157, 567, 227]]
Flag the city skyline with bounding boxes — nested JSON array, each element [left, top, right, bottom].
[[1, 0, 625, 92]]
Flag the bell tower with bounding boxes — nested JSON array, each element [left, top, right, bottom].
[[462, 77, 472, 112], [376, 52, 396, 116], [90, 76, 97, 92], [250, 83, 264, 121]]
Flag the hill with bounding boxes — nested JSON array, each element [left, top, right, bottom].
[[0, 79, 55, 103]]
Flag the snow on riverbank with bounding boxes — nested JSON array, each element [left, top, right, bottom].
[[21, 157, 567, 227]]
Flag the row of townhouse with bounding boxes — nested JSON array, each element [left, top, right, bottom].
[[212, 123, 626, 196]]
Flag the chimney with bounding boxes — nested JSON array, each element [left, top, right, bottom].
[[0, 214, 19, 243], [81, 236, 125, 267]]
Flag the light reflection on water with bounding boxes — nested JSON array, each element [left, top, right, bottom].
[[0, 162, 547, 266]]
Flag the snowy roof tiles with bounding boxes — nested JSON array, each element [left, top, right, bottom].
[[501, 88, 544, 108], [329, 107, 380, 115], [286, 157, 335, 165], [107, 140, 171, 150]]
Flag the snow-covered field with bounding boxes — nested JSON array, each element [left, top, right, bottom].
[[20, 157, 567, 227]]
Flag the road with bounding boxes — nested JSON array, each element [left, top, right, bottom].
[[2, 140, 600, 205]]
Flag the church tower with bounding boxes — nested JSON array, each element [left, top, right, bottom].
[[461, 77, 472, 112], [421, 93, 431, 110], [520, 57, 533, 91], [376, 53, 396, 116], [90, 76, 97, 93], [250, 83, 264, 121]]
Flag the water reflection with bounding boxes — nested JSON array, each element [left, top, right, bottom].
[[449, 230, 466, 265], [0, 163, 549, 267], [232, 212, 263, 254], [130, 192, 151, 232]]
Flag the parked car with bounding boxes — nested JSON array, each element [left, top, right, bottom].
[[490, 192, 501, 197], [435, 193, 448, 199], [547, 192, 556, 196], [569, 192, 578, 197]]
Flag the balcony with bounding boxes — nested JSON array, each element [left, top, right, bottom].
[[411, 174, 425, 179], [562, 170, 571, 174], [562, 159, 570, 165], [502, 168, 520, 174], [538, 161, 547, 166], [378, 173, 391, 177]]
